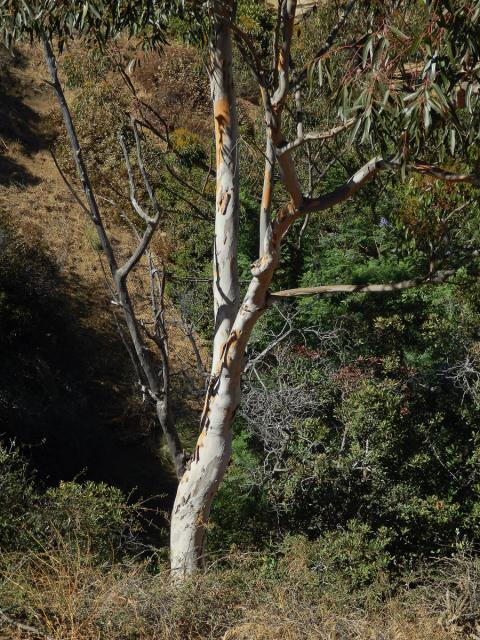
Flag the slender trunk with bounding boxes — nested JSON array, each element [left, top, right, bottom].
[[170, 195, 286, 575], [209, 1, 240, 368], [170, 275, 273, 576], [170, 0, 242, 576], [42, 35, 186, 478]]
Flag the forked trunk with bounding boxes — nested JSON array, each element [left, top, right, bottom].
[[170, 274, 273, 576]]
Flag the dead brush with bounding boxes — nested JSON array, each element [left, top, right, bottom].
[[1, 547, 479, 640], [407, 553, 480, 637], [0, 532, 119, 640]]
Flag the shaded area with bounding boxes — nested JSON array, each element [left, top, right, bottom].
[[0, 45, 49, 186], [0, 46, 178, 535], [0, 216, 177, 539]]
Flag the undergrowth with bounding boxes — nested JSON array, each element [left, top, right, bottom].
[[1, 442, 479, 640]]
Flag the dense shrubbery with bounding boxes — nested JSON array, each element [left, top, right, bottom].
[[1, 441, 480, 639], [0, 441, 139, 560], [236, 174, 480, 571]]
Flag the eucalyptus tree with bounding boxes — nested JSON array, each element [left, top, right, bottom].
[[2, 0, 480, 578]]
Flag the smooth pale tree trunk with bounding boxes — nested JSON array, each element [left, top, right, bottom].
[[170, 0, 244, 576], [169, 0, 299, 578], [169, 194, 288, 577]]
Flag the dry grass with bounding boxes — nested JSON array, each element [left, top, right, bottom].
[[1, 545, 479, 640]]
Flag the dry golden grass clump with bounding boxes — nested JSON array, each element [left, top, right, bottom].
[[1, 543, 479, 640]]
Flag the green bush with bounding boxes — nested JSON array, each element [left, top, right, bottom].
[[61, 46, 111, 89], [42, 481, 140, 559], [170, 127, 207, 166], [209, 431, 271, 551], [0, 441, 140, 560], [279, 523, 393, 603], [0, 441, 40, 551]]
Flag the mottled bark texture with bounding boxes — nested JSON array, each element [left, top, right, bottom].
[[170, 0, 242, 576]]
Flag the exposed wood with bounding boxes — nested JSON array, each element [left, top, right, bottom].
[[269, 270, 456, 300]]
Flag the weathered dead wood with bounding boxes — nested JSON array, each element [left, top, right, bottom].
[[42, 35, 186, 479]]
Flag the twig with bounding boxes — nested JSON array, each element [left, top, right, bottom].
[[0, 609, 54, 640]]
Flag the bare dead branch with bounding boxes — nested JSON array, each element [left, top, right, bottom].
[[269, 269, 456, 300], [117, 217, 160, 281], [42, 35, 119, 276], [49, 148, 91, 216], [43, 35, 186, 478], [119, 132, 155, 224], [277, 118, 356, 155], [131, 118, 163, 218]]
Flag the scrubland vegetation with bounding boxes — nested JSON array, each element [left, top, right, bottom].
[[1, 0, 480, 637]]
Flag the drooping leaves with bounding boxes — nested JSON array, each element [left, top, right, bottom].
[[0, 0, 206, 51]]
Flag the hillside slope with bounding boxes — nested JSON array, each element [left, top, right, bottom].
[[0, 43, 193, 508]]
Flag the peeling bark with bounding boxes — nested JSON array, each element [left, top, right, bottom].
[[170, 0, 242, 576]]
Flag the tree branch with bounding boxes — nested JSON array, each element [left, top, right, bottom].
[[296, 157, 480, 217], [131, 118, 163, 218], [277, 118, 355, 155], [272, 0, 297, 107], [42, 34, 119, 276], [49, 148, 91, 216], [269, 269, 456, 301], [116, 216, 160, 281], [118, 132, 155, 224], [43, 35, 185, 478]]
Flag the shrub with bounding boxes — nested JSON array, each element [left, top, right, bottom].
[[209, 430, 272, 551], [0, 441, 40, 551], [61, 46, 111, 89], [0, 440, 140, 561], [0, 542, 478, 639], [170, 127, 207, 166], [42, 480, 140, 560], [279, 523, 393, 604]]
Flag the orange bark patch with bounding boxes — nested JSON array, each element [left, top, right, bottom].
[[214, 96, 231, 168], [219, 190, 230, 215], [194, 429, 206, 462], [196, 428, 206, 448], [261, 166, 273, 211]]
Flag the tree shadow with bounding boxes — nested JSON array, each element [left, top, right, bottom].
[[0, 219, 178, 537], [0, 45, 51, 187], [0, 154, 40, 187]]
